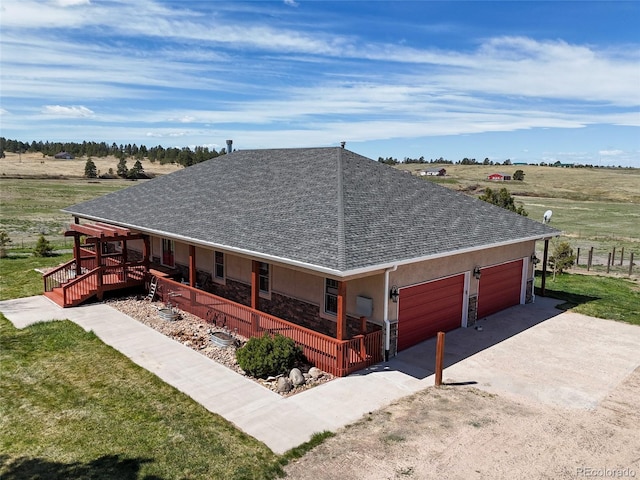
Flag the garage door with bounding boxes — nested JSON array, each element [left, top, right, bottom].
[[477, 259, 523, 319], [397, 274, 465, 351]]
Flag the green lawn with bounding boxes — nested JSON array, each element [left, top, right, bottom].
[[0, 253, 73, 301], [535, 272, 640, 325], [0, 315, 285, 479]]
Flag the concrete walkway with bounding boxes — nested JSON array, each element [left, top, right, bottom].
[[2, 295, 639, 454]]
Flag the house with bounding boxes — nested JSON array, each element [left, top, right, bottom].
[[419, 168, 446, 176], [54, 152, 75, 160], [47, 145, 559, 375], [487, 172, 511, 181]]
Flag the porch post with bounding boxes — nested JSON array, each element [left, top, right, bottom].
[[336, 280, 347, 341], [73, 234, 82, 277], [95, 240, 103, 299], [250, 261, 260, 334], [142, 236, 150, 269], [189, 245, 196, 286], [122, 239, 128, 263], [541, 239, 550, 296], [251, 260, 260, 309]]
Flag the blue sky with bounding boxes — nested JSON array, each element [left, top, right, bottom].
[[1, 1, 639, 166]]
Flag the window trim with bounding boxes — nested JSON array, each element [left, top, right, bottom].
[[214, 250, 225, 282], [324, 278, 338, 316], [258, 262, 270, 295]]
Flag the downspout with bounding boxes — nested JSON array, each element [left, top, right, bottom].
[[383, 265, 398, 362]]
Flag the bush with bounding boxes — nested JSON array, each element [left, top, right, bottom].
[[0, 230, 11, 258], [33, 234, 53, 257], [548, 240, 575, 276], [236, 333, 303, 378]]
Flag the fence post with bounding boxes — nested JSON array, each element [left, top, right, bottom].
[[612, 247, 616, 267], [620, 247, 624, 266], [630, 252, 635, 277], [576, 247, 580, 266], [607, 253, 612, 273], [587, 247, 593, 271], [435, 331, 445, 387]]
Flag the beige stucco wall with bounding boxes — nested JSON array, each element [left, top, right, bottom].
[[140, 234, 536, 329]]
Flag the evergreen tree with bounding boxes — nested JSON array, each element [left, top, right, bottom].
[[127, 159, 145, 179], [84, 157, 97, 178], [33, 234, 53, 257], [479, 187, 528, 216], [0, 230, 12, 258], [116, 158, 128, 177], [513, 169, 525, 181]]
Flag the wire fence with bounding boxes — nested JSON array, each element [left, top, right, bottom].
[[574, 245, 637, 277]]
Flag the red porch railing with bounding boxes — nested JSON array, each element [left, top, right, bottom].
[[44, 262, 147, 307], [155, 276, 383, 377]]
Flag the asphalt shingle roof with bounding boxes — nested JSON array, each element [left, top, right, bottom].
[[64, 147, 559, 274]]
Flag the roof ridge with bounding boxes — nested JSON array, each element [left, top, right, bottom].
[[336, 147, 346, 270]]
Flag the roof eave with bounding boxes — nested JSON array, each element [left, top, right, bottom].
[[65, 210, 561, 279]]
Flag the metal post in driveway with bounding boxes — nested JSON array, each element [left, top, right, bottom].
[[435, 331, 445, 387]]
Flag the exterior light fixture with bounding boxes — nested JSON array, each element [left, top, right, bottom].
[[531, 254, 540, 265], [473, 266, 482, 280], [390, 285, 399, 303]]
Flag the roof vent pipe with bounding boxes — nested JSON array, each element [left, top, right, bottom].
[[226, 139, 233, 153]]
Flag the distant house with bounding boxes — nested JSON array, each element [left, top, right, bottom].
[[487, 172, 511, 181], [420, 168, 446, 177], [54, 152, 75, 160]]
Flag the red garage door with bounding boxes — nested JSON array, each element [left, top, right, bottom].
[[477, 259, 523, 319], [397, 274, 465, 351]]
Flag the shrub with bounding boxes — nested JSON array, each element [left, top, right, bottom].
[[548, 240, 575, 277], [33, 234, 53, 257], [236, 333, 303, 378], [0, 230, 12, 258]]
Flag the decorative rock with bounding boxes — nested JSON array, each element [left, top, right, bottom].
[[289, 368, 305, 386], [276, 377, 293, 393], [308, 367, 323, 379]]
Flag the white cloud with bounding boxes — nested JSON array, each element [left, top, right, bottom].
[[599, 149, 625, 156], [42, 105, 95, 117], [0, 108, 9, 116], [284, 0, 299, 7], [53, 0, 91, 6]]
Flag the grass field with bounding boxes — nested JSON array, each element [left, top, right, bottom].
[[0, 315, 285, 480], [0, 178, 132, 248], [400, 163, 640, 260]]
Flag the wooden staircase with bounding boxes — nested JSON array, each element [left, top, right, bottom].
[[44, 259, 147, 308]]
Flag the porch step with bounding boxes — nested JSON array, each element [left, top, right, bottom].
[[44, 289, 66, 308], [44, 286, 97, 308]]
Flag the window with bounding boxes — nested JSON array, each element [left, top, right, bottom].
[[214, 251, 224, 280], [162, 239, 175, 267], [325, 278, 338, 315], [259, 262, 270, 293]]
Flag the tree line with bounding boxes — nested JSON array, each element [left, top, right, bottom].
[[0, 138, 226, 167]]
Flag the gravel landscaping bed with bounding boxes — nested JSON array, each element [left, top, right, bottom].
[[106, 295, 334, 396]]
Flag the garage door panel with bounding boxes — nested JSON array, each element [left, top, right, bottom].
[[477, 259, 523, 319], [398, 274, 465, 351]]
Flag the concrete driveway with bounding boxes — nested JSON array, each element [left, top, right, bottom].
[[386, 296, 640, 409]]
